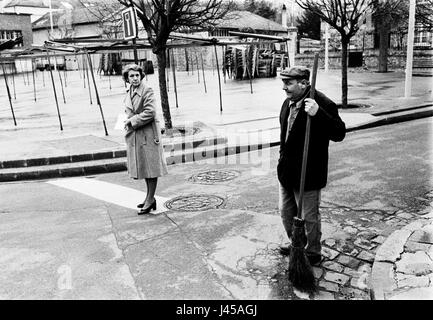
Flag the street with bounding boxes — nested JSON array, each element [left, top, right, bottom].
[[0, 117, 431, 300]]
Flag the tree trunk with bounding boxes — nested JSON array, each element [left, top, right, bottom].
[[341, 37, 349, 108], [156, 51, 173, 130], [378, 22, 389, 72]]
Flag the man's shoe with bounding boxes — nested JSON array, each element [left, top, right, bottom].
[[307, 254, 322, 265], [279, 245, 292, 256]]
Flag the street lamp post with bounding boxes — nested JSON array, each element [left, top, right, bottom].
[[405, 0, 416, 98]]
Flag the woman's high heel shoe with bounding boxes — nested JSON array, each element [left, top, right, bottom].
[[137, 200, 156, 215]]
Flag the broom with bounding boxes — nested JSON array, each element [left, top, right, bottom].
[[287, 53, 320, 294]]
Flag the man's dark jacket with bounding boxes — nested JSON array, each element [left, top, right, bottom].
[[277, 88, 346, 191]]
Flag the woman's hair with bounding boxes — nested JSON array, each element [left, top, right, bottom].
[[122, 64, 145, 83]]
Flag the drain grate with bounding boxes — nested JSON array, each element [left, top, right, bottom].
[[164, 194, 226, 211], [188, 170, 240, 184]]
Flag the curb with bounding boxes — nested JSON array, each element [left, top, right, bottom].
[[0, 136, 227, 169], [0, 140, 280, 182], [370, 219, 432, 300], [1, 106, 432, 182], [346, 105, 433, 132]]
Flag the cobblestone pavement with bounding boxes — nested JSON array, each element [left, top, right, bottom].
[[300, 191, 433, 300]]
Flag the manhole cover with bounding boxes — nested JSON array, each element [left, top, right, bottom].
[[164, 194, 226, 211], [188, 170, 240, 184]]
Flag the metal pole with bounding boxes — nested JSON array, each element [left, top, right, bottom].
[[132, 38, 138, 64], [31, 59, 37, 101], [325, 23, 329, 72], [246, 62, 253, 94], [84, 54, 93, 104], [10, 64, 16, 99], [171, 50, 179, 108], [57, 67, 66, 104], [405, 0, 416, 98], [200, 52, 207, 93], [1, 62, 17, 126], [82, 54, 86, 88], [214, 45, 223, 113], [86, 51, 108, 136], [222, 46, 226, 84], [19, 59, 26, 85], [64, 67, 67, 87], [46, 50, 63, 131], [195, 53, 200, 83]]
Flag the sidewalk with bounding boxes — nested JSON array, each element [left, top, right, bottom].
[[0, 69, 432, 164], [371, 211, 433, 300], [1, 68, 433, 299]]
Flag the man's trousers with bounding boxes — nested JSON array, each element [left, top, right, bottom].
[[279, 183, 322, 256]]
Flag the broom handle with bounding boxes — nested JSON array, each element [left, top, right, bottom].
[[297, 53, 319, 219]]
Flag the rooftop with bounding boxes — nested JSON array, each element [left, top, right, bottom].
[[217, 10, 287, 33]]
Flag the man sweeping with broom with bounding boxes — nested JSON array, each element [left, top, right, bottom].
[[277, 61, 346, 292]]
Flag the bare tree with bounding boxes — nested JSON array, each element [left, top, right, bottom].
[[117, 0, 233, 130], [296, 0, 373, 108], [78, 0, 125, 39]]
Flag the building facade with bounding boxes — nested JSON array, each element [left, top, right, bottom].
[[0, 12, 32, 48]]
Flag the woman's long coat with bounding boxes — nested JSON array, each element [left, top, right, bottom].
[[124, 81, 168, 179]]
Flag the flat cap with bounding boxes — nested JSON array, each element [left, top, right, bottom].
[[280, 66, 310, 81]]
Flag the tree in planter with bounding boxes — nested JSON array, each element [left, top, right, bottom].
[[296, 0, 373, 108], [117, 0, 233, 131]]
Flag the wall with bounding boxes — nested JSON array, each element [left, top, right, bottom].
[[295, 49, 433, 71], [0, 13, 33, 48]]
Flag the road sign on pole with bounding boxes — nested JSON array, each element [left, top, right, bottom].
[[122, 7, 137, 40]]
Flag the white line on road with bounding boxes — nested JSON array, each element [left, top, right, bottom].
[[47, 177, 169, 214]]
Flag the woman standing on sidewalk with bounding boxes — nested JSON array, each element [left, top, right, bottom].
[[122, 64, 168, 215]]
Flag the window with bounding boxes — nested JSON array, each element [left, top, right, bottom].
[[0, 30, 23, 47], [414, 29, 430, 46]]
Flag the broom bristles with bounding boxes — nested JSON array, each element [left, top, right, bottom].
[[288, 217, 317, 294]]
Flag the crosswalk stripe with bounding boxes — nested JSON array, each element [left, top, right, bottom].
[[47, 177, 169, 214]]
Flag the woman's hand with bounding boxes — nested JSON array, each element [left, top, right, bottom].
[[124, 118, 132, 131]]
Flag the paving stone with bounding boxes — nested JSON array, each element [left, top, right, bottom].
[[370, 261, 397, 300], [348, 248, 360, 257], [388, 287, 433, 300], [409, 225, 433, 244], [350, 277, 370, 291], [313, 290, 335, 300], [354, 238, 376, 250], [404, 240, 433, 253], [337, 255, 362, 269], [395, 251, 433, 276], [372, 235, 386, 244], [324, 271, 350, 286], [396, 273, 430, 288], [375, 229, 413, 263], [318, 280, 340, 293], [397, 212, 414, 220], [322, 261, 344, 273], [343, 226, 358, 234], [324, 238, 336, 247], [308, 267, 322, 280], [357, 250, 375, 263], [358, 231, 379, 240], [322, 247, 339, 260], [340, 287, 370, 300]]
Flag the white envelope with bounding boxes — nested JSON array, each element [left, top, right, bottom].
[[114, 113, 127, 130]]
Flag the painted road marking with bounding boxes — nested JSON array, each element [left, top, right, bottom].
[[47, 177, 169, 214]]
